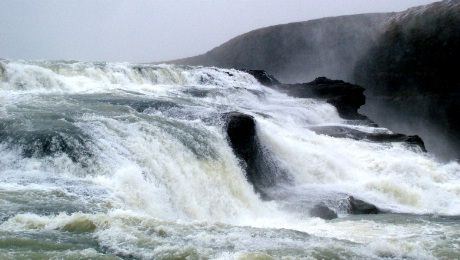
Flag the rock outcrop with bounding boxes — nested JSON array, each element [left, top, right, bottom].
[[347, 196, 380, 214], [243, 70, 368, 120], [354, 0, 460, 160], [278, 77, 367, 120], [309, 125, 426, 152], [223, 112, 290, 196], [225, 112, 256, 163], [309, 203, 338, 220]]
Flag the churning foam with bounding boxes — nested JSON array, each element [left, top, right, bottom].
[[0, 60, 459, 258]]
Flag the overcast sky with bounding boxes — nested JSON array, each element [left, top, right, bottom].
[[0, 0, 438, 62]]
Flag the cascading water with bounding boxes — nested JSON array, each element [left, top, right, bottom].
[[0, 60, 459, 259]]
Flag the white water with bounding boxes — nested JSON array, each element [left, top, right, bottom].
[[0, 60, 459, 259]]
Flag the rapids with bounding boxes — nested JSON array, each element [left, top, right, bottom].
[[0, 60, 459, 259]]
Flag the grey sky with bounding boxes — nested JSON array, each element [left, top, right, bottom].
[[0, 0, 438, 62]]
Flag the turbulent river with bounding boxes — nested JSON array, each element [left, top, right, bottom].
[[0, 60, 459, 259]]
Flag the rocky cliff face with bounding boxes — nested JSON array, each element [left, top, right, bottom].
[[354, 0, 460, 160], [170, 13, 391, 83]]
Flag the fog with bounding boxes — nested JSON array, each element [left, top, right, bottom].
[[0, 0, 438, 62]]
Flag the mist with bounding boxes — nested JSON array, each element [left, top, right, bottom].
[[0, 0, 437, 62]]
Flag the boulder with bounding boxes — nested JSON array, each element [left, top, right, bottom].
[[224, 112, 264, 193], [294, 77, 367, 120], [223, 112, 290, 196], [347, 196, 380, 214], [224, 112, 257, 162], [309, 203, 338, 220], [281, 77, 366, 119]]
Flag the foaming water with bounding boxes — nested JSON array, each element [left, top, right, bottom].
[[0, 60, 459, 259]]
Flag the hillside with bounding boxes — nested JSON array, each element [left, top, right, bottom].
[[169, 13, 391, 83]]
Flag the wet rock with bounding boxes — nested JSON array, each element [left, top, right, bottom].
[[244, 71, 369, 121], [347, 196, 380, 214], [369, 133, 426, 152], [243, 70, 280, 86], [309, 125, 426, 152], [309, 203, 338, 220], [223, 112, 290, 196], [224, 112, 256, 162], [281, 77, 368, 120]]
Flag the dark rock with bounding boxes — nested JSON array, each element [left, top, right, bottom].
[[354, 0, 460, 160], [247, 72, 370, 121], [243, 70, 280, 86], [223, 112, 290, 196], [309, 125, 426, 152], [225, 112, 256, 162], [309, 203, 338, 220], [348, 196, 380, 214], [289, 77, 367, 120]]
